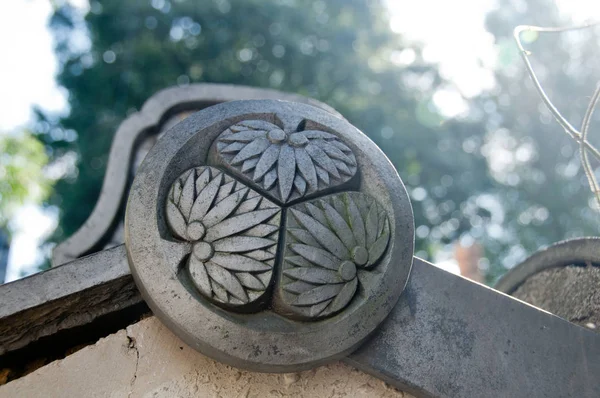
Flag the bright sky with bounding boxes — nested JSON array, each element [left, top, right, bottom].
[[0, 0, 67, 132], [386, 0, 600, 268], [1, 0, 599, 281], [1, 0, 63, 281], [388, 0, 497, 99]]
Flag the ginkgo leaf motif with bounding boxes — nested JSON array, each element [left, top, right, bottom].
[[278, 192, 391, 320], [166, 166, 281, 308], [215, 119, 357, 203]]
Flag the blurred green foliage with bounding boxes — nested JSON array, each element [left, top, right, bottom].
[[481, 0, 600, 280], [38, 0, 600, 284], [44, 0, 490, 267], [0, 132, 50, 230]]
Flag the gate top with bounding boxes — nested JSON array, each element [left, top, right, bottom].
[[124, 99, 414, 372]]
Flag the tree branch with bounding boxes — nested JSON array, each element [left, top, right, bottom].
[[514, 22, 600, 210]]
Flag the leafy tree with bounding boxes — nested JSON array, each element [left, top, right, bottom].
[[0, 131, 49, 280], [479, 0, 600, 281], [0, 132, 49, 229], [44, 0, 491, 272], [43, 0, 600, 285]]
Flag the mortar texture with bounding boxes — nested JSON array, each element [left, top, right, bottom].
[[0, 316, 411, 398], [513, 265, 600, 333]]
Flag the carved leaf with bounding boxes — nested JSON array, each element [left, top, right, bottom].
[[253, 144, 280, 180], [283, 267, 342, 284], [166, 166, 281, 307], [279, 192, 391, 319], [166, 199, 187, 239], [215, 119, 358, 203], [295, 284, 343, 305]]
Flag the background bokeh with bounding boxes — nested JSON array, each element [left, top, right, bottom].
[[1, 0, 599, 285]]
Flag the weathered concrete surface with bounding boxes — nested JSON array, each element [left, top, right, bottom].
[[495, 238, 600, 334], [0, 328, 137, 398], [347, 257, 600, 398], [0, 245, 142, 355], [513, 265, 600, 332], [0, 316, 410, 398]]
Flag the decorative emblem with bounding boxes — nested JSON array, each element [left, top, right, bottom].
[[279, 192, 390, 319], [215, 120, 357, 203], [165, 166, 281, 307], [126, 100, 414, 372], [164, 167, 389, 318]]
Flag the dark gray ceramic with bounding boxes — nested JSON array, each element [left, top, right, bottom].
[[125, 100, 414, 372]]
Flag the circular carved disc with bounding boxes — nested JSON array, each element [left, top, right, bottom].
[[125, 100, 414, 372]]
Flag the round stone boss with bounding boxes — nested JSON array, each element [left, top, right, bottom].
[[125, 100, 414, 372]]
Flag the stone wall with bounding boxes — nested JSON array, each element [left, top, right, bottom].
[[0, 316, 411, 398]]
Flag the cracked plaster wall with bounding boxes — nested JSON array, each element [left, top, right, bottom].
[[0, 316, 411, 398]]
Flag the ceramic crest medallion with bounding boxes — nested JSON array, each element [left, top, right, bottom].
[[125, 100, 414, 371]]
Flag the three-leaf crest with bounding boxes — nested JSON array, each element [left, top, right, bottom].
[[215, 120, 357, 203], [166, 166, 281, 307], [165, 122, 390, 319]]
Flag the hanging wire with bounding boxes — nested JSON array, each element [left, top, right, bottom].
[[514, 22, 600, 210]]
